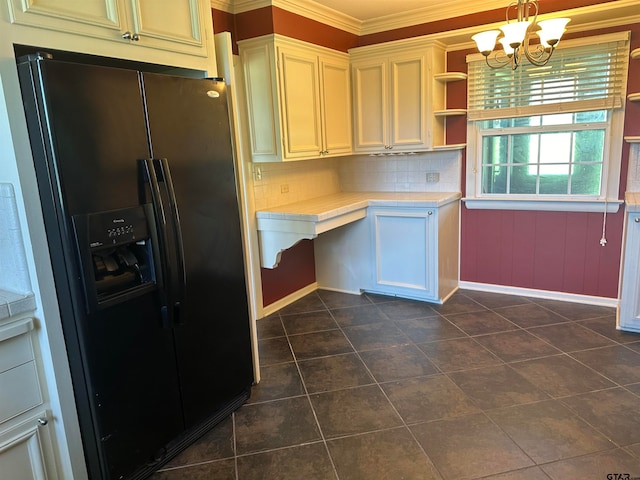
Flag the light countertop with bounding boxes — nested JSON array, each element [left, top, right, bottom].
[[255, 191, 462, 268], [256, 191, 462, 221], [626, 192, 640, 212], [0, 289, 36, 322]]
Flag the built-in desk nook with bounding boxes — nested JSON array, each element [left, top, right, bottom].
[[256, 192, 461, 303]]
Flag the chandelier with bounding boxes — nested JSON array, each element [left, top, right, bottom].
[[472, 0, 570, 70]]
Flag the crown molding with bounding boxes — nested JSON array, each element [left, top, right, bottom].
[[212, 0, 640, 40], [273, 0, 361, 33], [360, 0, 507, 36], [210, 0, 233, 13], [211, 0, 362, 33]]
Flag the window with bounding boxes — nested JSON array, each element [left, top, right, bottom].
[[465, 32, 630, 212]]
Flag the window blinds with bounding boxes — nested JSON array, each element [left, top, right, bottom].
[[467, 32, 630, 121]]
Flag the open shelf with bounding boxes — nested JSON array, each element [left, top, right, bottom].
[[432, 143, 466, 151], [434, 109, 467, 117], [434, 72, 467, 82]]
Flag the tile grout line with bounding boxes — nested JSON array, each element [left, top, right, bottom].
[[278, 307, 342, 480], [316, 293, 451, 480]]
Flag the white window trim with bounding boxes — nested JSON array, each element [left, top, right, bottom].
[[463, 32, 629, 213]]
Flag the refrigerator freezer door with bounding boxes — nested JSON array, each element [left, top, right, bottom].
[[141, 74, 254, 428], [19, 58, 185, 479]]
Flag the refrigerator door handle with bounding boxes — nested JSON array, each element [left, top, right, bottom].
[[155, 158, 187, 324], [140, 158, 172, 328]]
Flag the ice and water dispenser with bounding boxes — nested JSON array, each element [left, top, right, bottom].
[[73, 204, 159, 310]]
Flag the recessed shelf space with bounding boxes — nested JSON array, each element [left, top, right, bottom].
[[434, 72, 468, 82], [432, 143, 466, 151], [434, 109, 467, 117]]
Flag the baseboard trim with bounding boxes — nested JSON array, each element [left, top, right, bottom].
[[458, 281, 619, 308], [261, 282, 319, 317]]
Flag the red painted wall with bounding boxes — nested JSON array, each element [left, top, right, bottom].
[[260, 240, 316, 306], [452, 23, 640, 299], [212, 2, 639, 305]]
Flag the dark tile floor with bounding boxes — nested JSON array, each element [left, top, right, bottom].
[[152, 289, 640, 480]]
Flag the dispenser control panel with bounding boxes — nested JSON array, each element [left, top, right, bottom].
[[87, 205, 150, 249]]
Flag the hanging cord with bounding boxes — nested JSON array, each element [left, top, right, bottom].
[[600, 200, 608, 246]]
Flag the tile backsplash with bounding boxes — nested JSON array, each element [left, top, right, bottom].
[[339, 151, 461, 193], [0, 183, 32, 294], [251, 158, 342, 211], [251, 150, 462, 210]]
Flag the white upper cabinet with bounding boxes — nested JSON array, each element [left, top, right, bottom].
[[277, 45, 323, 159], [318, 56, 352, 157], [5, 0, 213, 68], [350, 40, 446, 154], [239, 34, 352, 162]]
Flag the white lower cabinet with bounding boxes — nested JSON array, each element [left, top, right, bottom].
[[0, 409, 55, 480], [0, 314, 57, 479], [314, 200, 459, 303], [368, 207, 437, 300], [366, 203, 458, 302], [618, 211, 640, 332]]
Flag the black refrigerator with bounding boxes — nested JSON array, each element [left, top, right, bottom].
[[17, 53, 254, 480]]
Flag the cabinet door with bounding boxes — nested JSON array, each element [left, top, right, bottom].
[[390, 53, 429, 150], [126, 0, 207, 56], [6, 0, 207, 57], [320, 57, 352, 156], [619, 213, 640, 333], [369, 208, 437, 300], [0, 410, 56, 480], [352, 59, 388, 152], [6, 0, 124, 38], [278, 46, 323, 159], [241, 42, 281, 162]]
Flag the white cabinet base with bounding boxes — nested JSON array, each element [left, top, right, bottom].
[[369, 208, 436, 300], [0, 410, 56, 480], [618, 211, 640, 332], [314, 200, 459, 304]]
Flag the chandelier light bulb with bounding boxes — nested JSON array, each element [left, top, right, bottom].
[[472, 30, 501, 56], [536, 18, 570, 47], [500, 21, 531, 49], [499, 37, 516, 56]]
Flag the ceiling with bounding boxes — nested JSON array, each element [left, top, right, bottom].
[[304, 0, 483, 22]]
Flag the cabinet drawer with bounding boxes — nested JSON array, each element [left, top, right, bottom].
[[0, 318, 35, 373], [0, 361, 43, 423]]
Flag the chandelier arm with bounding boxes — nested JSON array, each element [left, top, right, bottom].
[[507, 1, 518, 22], [484, 49, 515, 69], [523, 43, 554, 66], [525, 0, 539, 23]]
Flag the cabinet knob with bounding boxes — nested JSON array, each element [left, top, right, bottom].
[[635, 217, 640, 223], [122, 31, 140, 41], [428, 211, 433, 215], [37, 417, 48, 426]]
